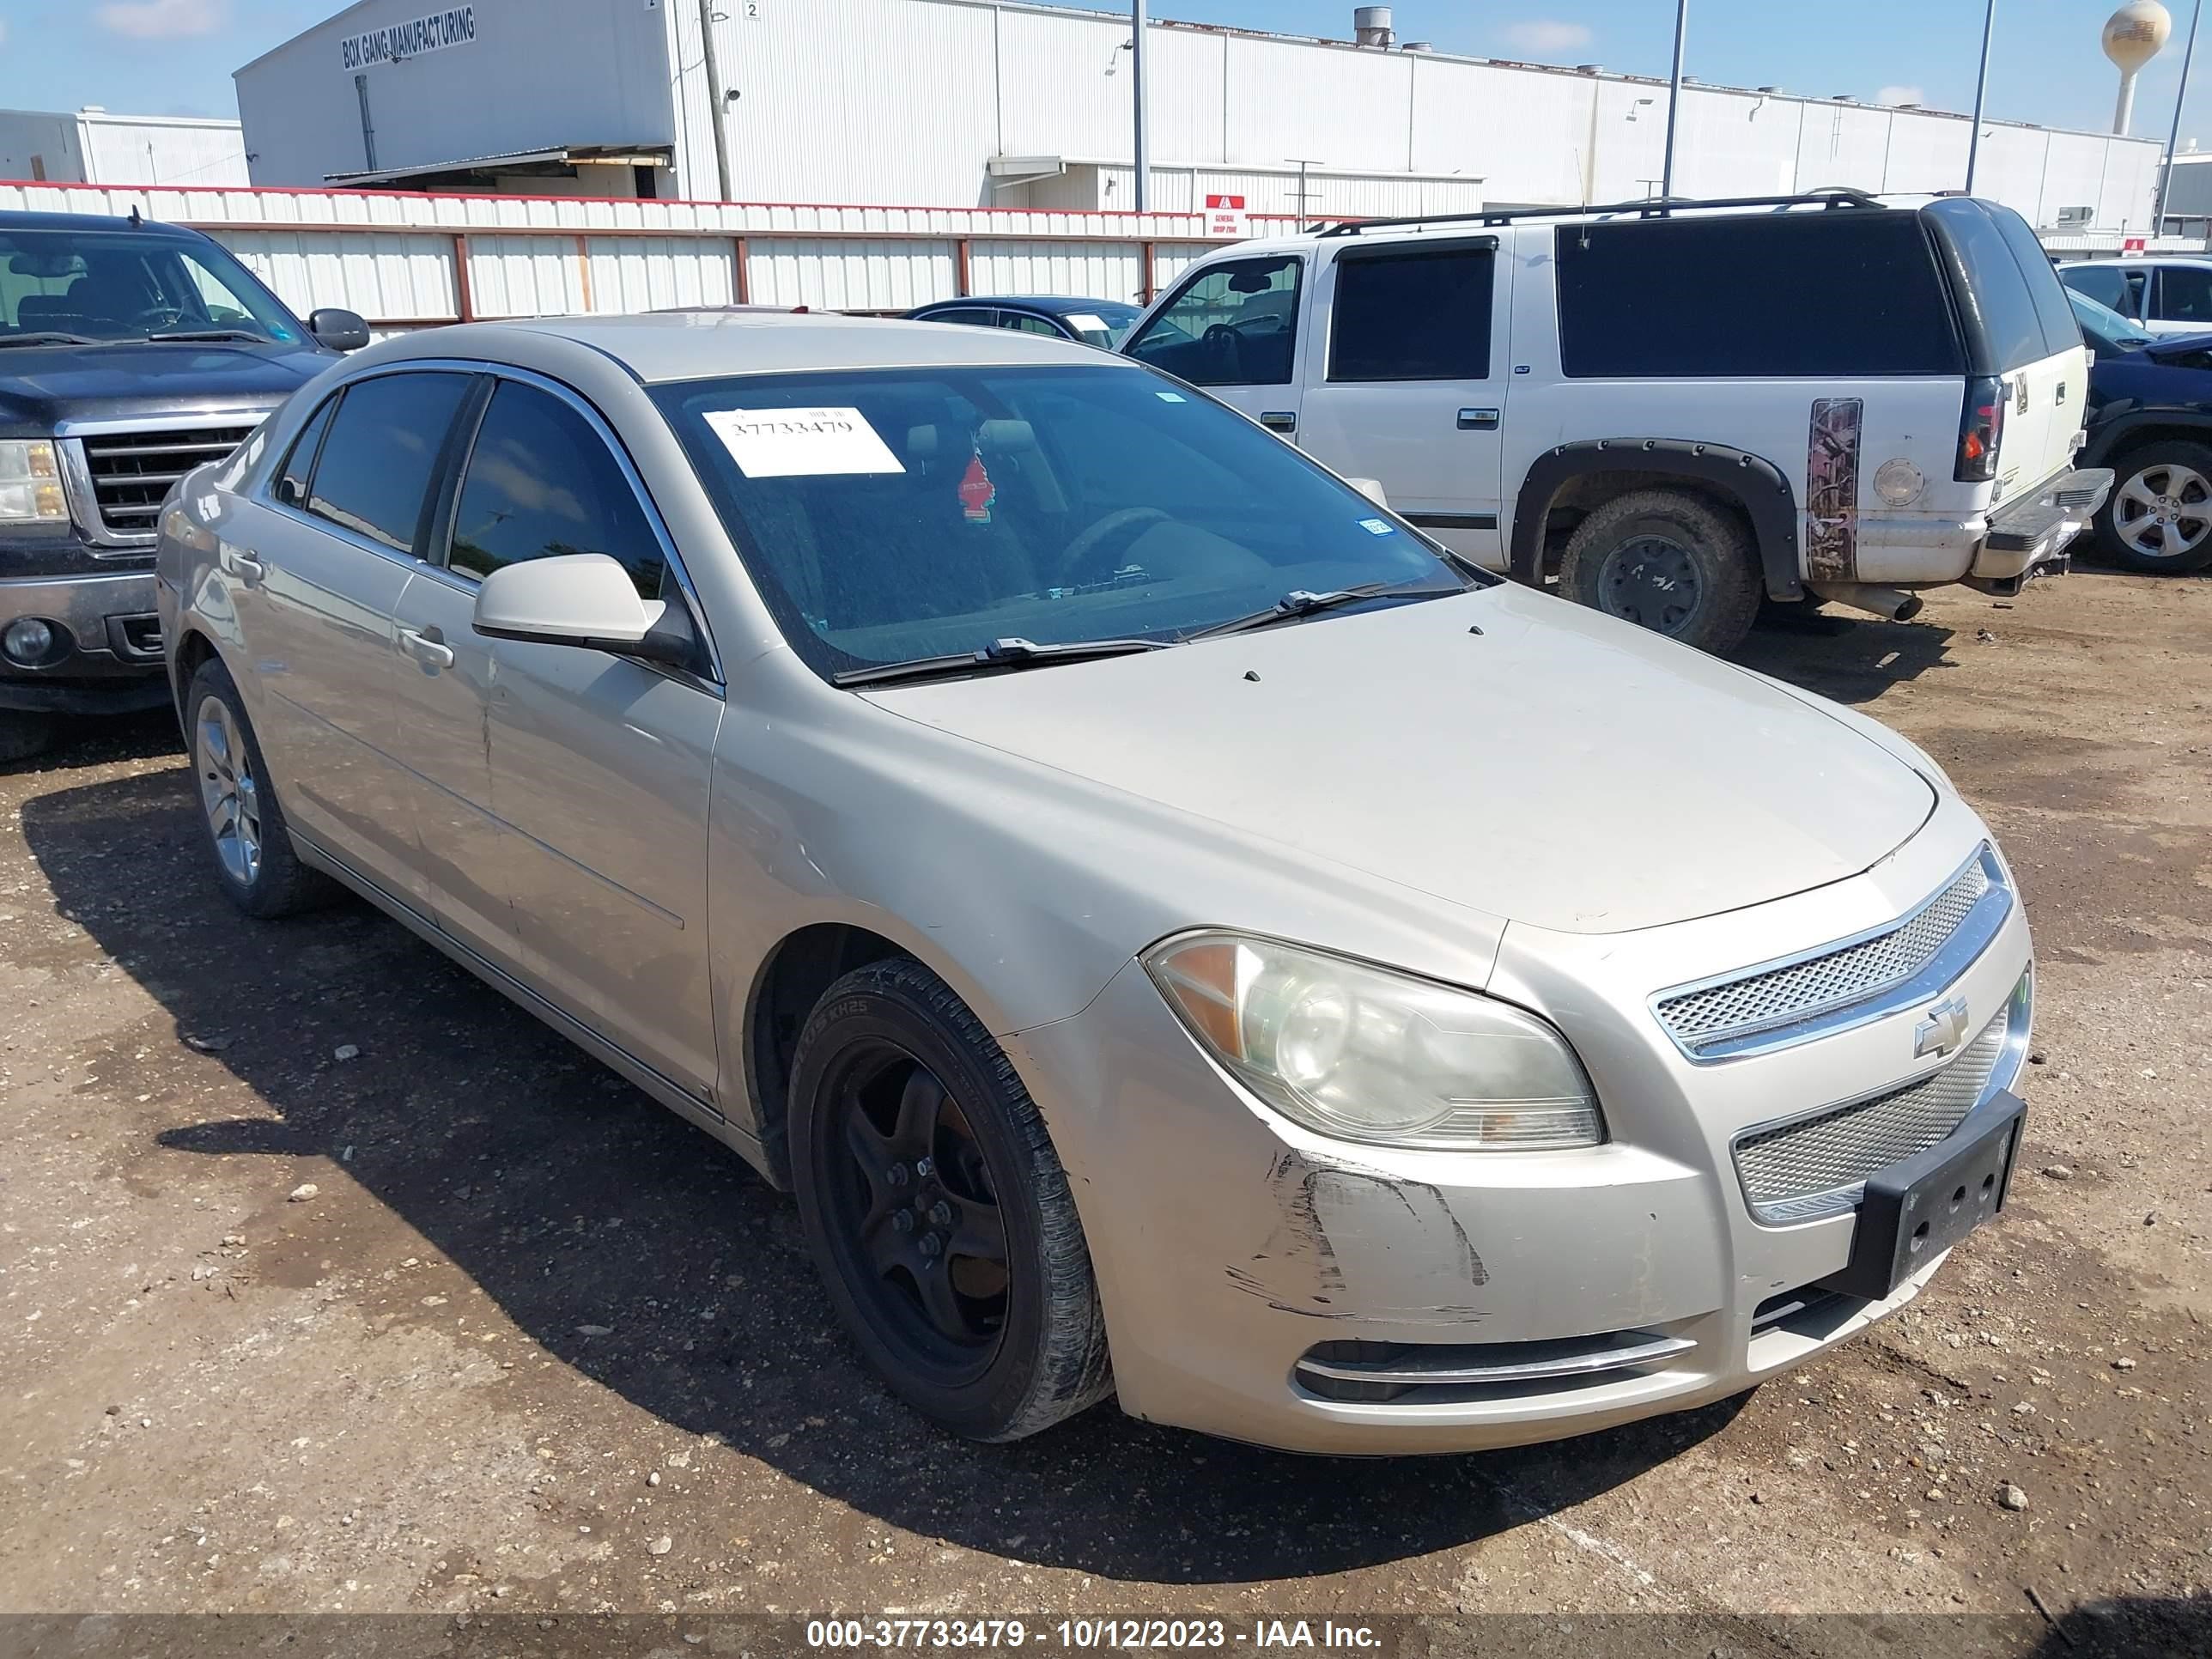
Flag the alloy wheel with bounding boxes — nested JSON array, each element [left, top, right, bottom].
[[196, 694, 263, 888], [817, 1042, 1012, 1384], [1598, 533, 1704, 635], [2114, 462, 2212, 562]]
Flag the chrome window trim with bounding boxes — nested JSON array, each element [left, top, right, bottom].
[[1649, 843, 2011, 1062], [1730, 966, 2033, 1227], [57, 409, 274, 552]]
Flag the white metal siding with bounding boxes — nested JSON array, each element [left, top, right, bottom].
[[216, 228, 458, 322], [969, 239, 1145, 303], [78, 115, 250, 188], [746, 237, 959, 309]]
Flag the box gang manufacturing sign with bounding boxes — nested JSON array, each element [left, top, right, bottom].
[[341, 5, 477, 70]]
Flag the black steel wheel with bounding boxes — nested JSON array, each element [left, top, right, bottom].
[[788, 957, 1112, 1441], [1559, 487, 1762, 653]]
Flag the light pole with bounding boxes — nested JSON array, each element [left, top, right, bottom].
[[1966, 0, 1997, 194], [1660, 2, 1688, 198], [1131, 1, 1151, 212], [2160, 0, 2205, 230]]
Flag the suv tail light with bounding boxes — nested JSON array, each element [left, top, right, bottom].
[[1956, 374, 2006, 483]]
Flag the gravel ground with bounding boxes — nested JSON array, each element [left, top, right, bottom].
[[0, 572, 2205, 1653]]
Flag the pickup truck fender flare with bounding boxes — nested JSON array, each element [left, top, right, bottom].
[[1507, 438, 1804, 601]]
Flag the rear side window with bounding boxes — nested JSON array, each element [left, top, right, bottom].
[[447, 380, 665, 600], [306, 372, 473, 553], [2062, 264, 2138, 316], [1924, 198, 2057, 372], [1555, 212, 1962, 377], [2156, 265, 2212, 326], [1986, 202, 2085, 358], [1328, 245, 1494, 381], [274, 395, 336, 507]]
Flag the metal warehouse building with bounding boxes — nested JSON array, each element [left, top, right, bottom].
[[234, 0, 2161, 230], [0, 108, 249, 189]]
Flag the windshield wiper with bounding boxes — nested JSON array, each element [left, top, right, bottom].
[[144, 327, 270, 343], [0, 331, 101, 349], [833, 635, 1170, 688], [1186, 579, 1459, 641]]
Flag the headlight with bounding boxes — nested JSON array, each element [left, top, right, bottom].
[[1143, 932, 1604, 1151], [0, 440, 66, 526]]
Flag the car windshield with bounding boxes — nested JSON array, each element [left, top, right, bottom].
[[1060, 301, 1142, 348], [0, 228, 303, 345], [2067, 288, 2153, 352], [653, 363, 1475, 678]]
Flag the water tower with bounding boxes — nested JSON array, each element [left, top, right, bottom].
[[2107, 2, 2174, 134]]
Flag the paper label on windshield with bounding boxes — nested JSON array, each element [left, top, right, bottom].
[[1066, 313, 1108, 333], [704, 407, 904, 478]]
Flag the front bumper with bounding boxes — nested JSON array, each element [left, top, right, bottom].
[[0, 569, 169, 714], [1009, 798, 2033, 1454], [1969, 466, 2114, 584]]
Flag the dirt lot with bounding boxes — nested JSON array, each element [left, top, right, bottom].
[[0, 573, 2206, 1651]]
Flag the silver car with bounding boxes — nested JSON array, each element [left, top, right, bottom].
[[156, 314, 2033, 1454]]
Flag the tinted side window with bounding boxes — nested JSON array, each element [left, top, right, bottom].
[[1000, 313, 1061, 337], [2062, 265, 2134, 313], [306, 372, 472, 552], [447, 380, 664, 601], [920, 307, 993, 326], [1987, 202, 2083, 356], [275, 395, 337, 507], [1556, 213, 1962, 377], [1329, 246, 1493, 381], [2157, 265, 2212, 325], [1924, 199, 2048, 372], [1124, 256, 1302, 386]]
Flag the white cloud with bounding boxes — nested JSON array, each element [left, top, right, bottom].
[[1503, 21, 1595, 54], [1875, 84, 1928, 106], [96, 0, 227, 40]]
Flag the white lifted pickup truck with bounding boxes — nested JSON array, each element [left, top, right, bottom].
[[1122, 191, 2112, 653]]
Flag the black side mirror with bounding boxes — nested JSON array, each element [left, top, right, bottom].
[[307, 307, 371, 352]]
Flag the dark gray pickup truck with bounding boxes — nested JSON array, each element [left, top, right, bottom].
[[0, 209, 367, 761]]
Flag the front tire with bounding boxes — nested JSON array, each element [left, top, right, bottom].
[[0, 709, 52, 766], [185, 659, 334, 919], [1559, 488, 1763, 653], [788, 957, 1113, 1442], [2096, 440, 2212, 573]]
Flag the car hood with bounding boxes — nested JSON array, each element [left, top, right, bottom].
[[864, 585, 1937, 935], [0, 339, 331, 433]]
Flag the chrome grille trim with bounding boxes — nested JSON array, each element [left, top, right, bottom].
[[1650, 844, 2011, 1061], [1731, 973, 2032, 1225], [56, 412, 269, 548]]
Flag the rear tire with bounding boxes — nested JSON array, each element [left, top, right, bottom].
[[0, 710, 52, 766], [1559, 488, 1762, 653], [788, 957, 1113, 1442], [2095, 440, 2212, 574], [185, 659, 336, 920]]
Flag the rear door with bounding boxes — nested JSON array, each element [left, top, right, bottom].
[[1122, 252, 1307, 441], [1296, 237, 1510, 566]]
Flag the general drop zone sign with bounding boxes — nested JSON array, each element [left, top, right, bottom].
[[342, 6, 477, 70]]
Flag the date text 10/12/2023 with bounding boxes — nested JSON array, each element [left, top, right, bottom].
[[804, 1620, 1382, 1650]]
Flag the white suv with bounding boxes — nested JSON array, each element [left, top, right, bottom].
[[1124, 191, 2111, 653]]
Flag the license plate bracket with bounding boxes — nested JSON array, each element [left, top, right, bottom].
[[1819, 1088, 2027, 1302]]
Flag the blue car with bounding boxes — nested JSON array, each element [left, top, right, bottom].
[[2073, 287, 2212, 573], [906, 295, 1141, 350]]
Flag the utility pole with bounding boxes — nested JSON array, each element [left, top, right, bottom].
[[697, 0, 733, 202], [1131, 1, 1151, 211], [1966, 0, 1996, 194], [2159, 0, 2205, 231], [1660, 1, 1688, 198]]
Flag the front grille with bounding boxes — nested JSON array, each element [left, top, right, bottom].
[[76, 423, 259, 539], [1656, 850, 1997, 1057], [1733, 1011, 2009, 1224]]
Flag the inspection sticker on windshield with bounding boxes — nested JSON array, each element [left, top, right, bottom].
[[1358, 517, 1395, 536], [1155, 391, 1188, 403], [703, 407, 904, 478]]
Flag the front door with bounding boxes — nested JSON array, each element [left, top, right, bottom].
[[1123, 252, 1307, 442], [229, 369, 477, 910], [438, 375, 723, 1101], [1295, 238, 1511, 568]]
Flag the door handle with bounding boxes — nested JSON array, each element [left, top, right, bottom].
[[398, 626, 454, 670], [220, 546, 265, 586], [1458, 408, 1501, 430], [2057, 380, 2068, 404], [1257, 410, 1297, 434]]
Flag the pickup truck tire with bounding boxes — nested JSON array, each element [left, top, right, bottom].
[[1559, 489, 1762, 653], [185, 659, 337, 919], [788, 957, 1114, 1442], [2095, 441, 2212, 574], [0, 710, 52, 765]]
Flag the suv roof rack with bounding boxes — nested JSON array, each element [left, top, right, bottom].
[[1314, 187, 1887, 237]]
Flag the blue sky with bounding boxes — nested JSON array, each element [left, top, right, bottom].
[[0, 1, 2201, 149]]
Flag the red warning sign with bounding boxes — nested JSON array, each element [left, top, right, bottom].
[[958, 450, 996, 523]]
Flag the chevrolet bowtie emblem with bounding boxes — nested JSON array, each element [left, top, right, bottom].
[[1913, 994, 1970, 1060]]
